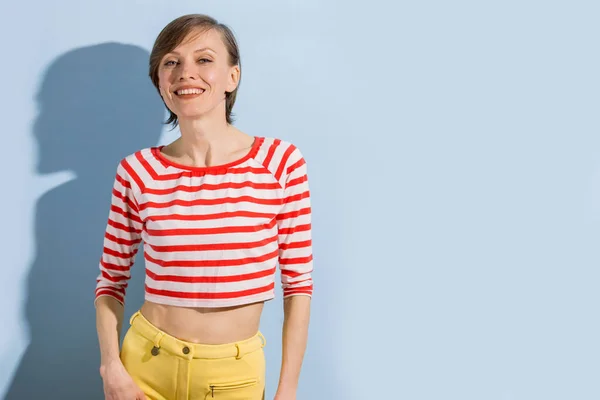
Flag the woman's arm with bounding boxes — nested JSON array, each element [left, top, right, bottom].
[[273, 143, 315, 399], [96, 296, 147, 400], [96, 296, 125, 369], [94, 156, 143, 337], [275, 295, 311, 399], [94, 158, 146, 399]]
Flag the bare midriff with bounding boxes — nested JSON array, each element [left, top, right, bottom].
[[139, 300, 265, 345]]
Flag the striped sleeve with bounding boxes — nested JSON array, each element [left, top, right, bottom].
[[94, 159, 143, 306], [276, 146, 313, 298]]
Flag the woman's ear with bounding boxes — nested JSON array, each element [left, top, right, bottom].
[[227, 65, 241, 92]]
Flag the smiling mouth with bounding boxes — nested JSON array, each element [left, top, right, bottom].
[[175, 88, 205, 96]]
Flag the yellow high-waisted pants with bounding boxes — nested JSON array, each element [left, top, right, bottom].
[[120, 310, 266, 400]]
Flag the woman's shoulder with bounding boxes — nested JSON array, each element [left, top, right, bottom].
[[257, 135, 305, 159], [111, 146, 160, 179], [117, 146, 158, 165], [254, 136, 308, 183], [260, 135, 296, 147]]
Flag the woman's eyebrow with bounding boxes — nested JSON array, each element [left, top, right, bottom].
[[195, 47, 216, 54], [168, 47, 216, 56]]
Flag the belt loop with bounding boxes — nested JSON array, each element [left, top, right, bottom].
[[235, 343, 242, 360], [258, 332, 266, 348], [129, 310, 140, 326], [150, 330, 165, 356], [152, 331, 165, 348]]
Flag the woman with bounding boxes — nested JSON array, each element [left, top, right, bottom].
[[94, 14, 313, 400]]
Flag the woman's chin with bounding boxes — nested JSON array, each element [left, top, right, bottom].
[[174, 110, 208, 122]]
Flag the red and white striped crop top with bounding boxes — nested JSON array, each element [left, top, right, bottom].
[[94, 136, 313, 308]]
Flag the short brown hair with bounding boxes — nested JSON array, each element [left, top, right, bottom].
[[149, 14, 241, 128]]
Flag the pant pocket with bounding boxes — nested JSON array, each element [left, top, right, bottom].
[[207, 378, 258, 399], [240, 348, 266, 383]]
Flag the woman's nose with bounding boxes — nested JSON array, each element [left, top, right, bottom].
[[178, 61, 197, 81]]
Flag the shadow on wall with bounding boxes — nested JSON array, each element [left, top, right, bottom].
[[5, 43, 165, 399]]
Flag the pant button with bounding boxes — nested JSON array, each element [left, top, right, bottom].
[[151, 346, 159, 356], [182, 346, 190, 354]]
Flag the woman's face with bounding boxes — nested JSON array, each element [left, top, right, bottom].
[[157, 28, 239, 122]]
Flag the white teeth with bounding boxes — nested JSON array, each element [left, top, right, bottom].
[[177, 88, 204, 95]]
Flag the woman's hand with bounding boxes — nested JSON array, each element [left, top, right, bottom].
[[100, 359, 147, 400]]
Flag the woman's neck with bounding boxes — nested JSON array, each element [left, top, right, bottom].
[[167, 117, 250, 168]]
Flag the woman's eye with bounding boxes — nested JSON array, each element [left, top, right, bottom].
[[163, 58, 210, 67]]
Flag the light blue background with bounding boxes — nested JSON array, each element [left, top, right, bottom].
[[2, 1, 599, 399]]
